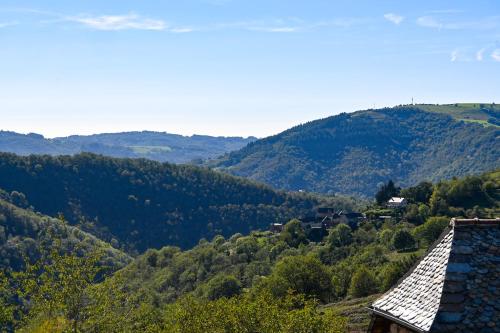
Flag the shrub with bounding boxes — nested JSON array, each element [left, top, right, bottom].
[[348, 266, 378, 297], [391, 230, 416, 251], [205, 274, 242, 300], [413, 216, 449, 246], [327, 224, 353, 248]]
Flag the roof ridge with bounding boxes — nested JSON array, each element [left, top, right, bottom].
[[450, 217, 500, 227]]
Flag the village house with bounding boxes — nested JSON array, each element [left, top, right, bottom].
[[387, 197, 408, 209], [368, 218, 500, 333], [270, 207, 365, 234], [269, 223, 284, 233]]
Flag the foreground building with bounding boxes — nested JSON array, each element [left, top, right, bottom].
[[368, 218, 500, 333]]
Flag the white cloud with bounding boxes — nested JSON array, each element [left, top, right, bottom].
[[492, 49, 500, 62], [417, 16, 447, 29], [416, 15, 500, 30], [67, 14, 166, 31], [384, 13, 404, 25], [247, 26, 298, 32], [476, 48, 486, 61], [0, 21, 17, 28], [170, 27, 194, 33], [428, 9, 464, 14]]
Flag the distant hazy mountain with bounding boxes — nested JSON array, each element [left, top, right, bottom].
[[0, 131, 256, 164], [210, 104, 500, 197]]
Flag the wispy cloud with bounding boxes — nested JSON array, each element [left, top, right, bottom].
[[492, 49, 500, 62], [0, 21, 17, 28], [450, 50, 459, 61], [66, 13, 166, 31], [427, 9, 464, 14], [247, 26, 298, 32], [384, 13, 404, 25], [211, 18, 308, 33], [476, 48, 486, 61], [416, 15, 500, 30], [417, 16, 450, 29]]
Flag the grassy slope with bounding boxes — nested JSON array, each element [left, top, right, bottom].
[[416, 103, 500, 127], [322, 294, 380, 333]]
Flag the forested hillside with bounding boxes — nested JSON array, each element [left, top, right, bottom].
[[0, 131, 256, 164], [211, 105, 499, 196], [0, 153, 356, 253], [0, 189, 131, 273], [2, 169, 494, 332], [114, 168, 499, 301]]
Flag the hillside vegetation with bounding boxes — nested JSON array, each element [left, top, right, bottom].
[[0, 189, 131, 273], [0, 153, 358, 253], [3, 168, 496, 332], [211, 105, 499, 196], [105, 168, 498, 326], [0, 131, 256, 164]]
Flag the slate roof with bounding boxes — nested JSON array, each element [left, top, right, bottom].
[[370, 218, 500, 333]]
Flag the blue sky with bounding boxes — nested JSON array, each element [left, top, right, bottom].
[[0, 0, 499, 138]]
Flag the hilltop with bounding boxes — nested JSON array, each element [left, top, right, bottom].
[[210, 105, 499, 196], [0, 131, 256, 164], [415, 103, 500, 127]]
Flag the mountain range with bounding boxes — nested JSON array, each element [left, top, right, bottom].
[[0, 131, 256, 164], [210, 104, 500, 197]]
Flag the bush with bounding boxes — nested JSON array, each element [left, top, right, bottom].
[[391, 230, 416, 251], [413, 216, 449, 246], [379, 254, 418, 291], [378, 229, 393, 247], [280, 219, 308, 248], [348, 266, 378, 297], [205, 274, 242, 300], [264, 255, 332, 302], [327, 224, 353, 248]]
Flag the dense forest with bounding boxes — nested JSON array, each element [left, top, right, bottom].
[[1, 168, 497, 332], [0, 131, 256, 164], [210, 104, 499, 196], [0, 153, 358, 253], [0, 189, 131, 272]]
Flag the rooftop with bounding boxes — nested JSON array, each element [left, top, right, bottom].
[[388, 197, 406, 204], [370, 218, 500, 333]]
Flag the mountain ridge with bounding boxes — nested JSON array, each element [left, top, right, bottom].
[[209, 104, 499, 196], [0, 130, 257, 164]]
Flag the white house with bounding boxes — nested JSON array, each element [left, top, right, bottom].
[[387, 197, 407, 209]]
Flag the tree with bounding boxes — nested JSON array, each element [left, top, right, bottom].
[[280, 219, 308, 248], [14, 238, 104, 332], [348, 266, 378, 297], [205, 274, 242, 300], [264, 256, 332, 302], [0, 271, 15, 330], [403, 204, 424, 225], [391, 230, 416, 251], [327, 224, 353, 248], [375, 180, 400, 205], [413, 216, 449, 246], [400, 181, 433, 204], [163, 292, 347, 333], [379, 254, 418, 291], [378, 229, 394, 247]]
